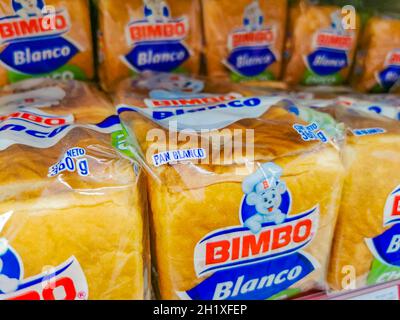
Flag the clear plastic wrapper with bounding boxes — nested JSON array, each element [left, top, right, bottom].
[[115, 72, 345, 300], [336, 96, 400, 121], [202, 0, 287, 85], [284, 92, 400, 121], [286, 100, 400, 291], [283, 0, 360, 86], [0, 0, 94, 85], [0, 78, 114, 123], [0, 79, 150, 300], [326, 106, 400, 291], [96, 0, 202, 92]]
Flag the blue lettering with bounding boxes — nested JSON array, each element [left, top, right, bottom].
[[153, 111, 174, 120], [0, 124, 25, 132]]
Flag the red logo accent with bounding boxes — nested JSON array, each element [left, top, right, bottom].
[[388, 52, 400, 66], [231, 29, 274, 49], [8, 277, 77, 301], [316, 33, 353, 50], [0, 111, 66, 126], [205, 219, 313, 266], [392, 196, 400, 216], [150, 94, 241, 107], [128, 20, 188, 44], [0, 12, 70, 44]]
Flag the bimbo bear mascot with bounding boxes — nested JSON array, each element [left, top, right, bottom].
[[14, 0, 42, 19], [242, 163, 287, 234], [137, 72, 204, 99], [0, 238, 19, 294], [243, 0, 264, 32], [330, 10, 346, 35], [143, 0, 170, 23]]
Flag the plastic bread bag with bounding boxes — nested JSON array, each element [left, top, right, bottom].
[[115, 72, 345, 300], [0, 78, 116, 122], [335, 96, 400, 121], [286, 99, 400, 291], [328, 96, 400, 121], [280, 85, 354, 104], [291, 85, 355, 97], [0, 79, 150, 300], [283, 92, 400, 121], [96, 0, 202, 92], [113, 71, 278, 104], [327, 107, 400, 291], [283, 0, 360, 86], [202, 0, 287, 85], [0, 0, 94, 86], [352, 13, 400, 93], [353, 94, 400, 108]]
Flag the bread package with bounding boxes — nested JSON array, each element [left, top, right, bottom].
[[283, 1, 360, 86], [0, 79, 149, 300], [286, 101, 400, 291], [0, 0, 94, 86], [97, 0, 202, 92], [285, 93, 400, 121], [0, 78, 116, 123], [336, 96, 400, 121], [286, 92, 400, 121], [116, 72, 345, 300], [352, 15, 400, 93], [113, 71, 272, 103], [325, 107, 400, 291], [202, 0, 287, 84]]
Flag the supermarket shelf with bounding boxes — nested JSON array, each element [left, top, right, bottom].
[[297, 280, 400, 300]]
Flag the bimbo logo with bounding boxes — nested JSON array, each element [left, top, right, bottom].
[[386, 51, 400, 67], [123, 0, 190, 73], [0, 108, 121, 151], [313, 10, 354, 51], [228, 29, 275, 50], [314, 33, 353, 51], [225, 0, 277, 77], [126, 18, 188, 46], [383, 185, 400, 227], [119, 95, 282, 132], [138, 73, 234, 108], [0, 0, 78, 76], [0, 250, 88, 300], [0, 110, 69, 126], [0, 237, 23, 296], [194, 163, 319, 277], [366, 186, 400, 269], [0, 0, 71, 44], [180, 163, 320, 300], [0, 211, 88, 300], [146, 93, 243, 108], [0, 108, 74, 150], [377, 50, 400, 91], [307, 10, 355, 76]]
